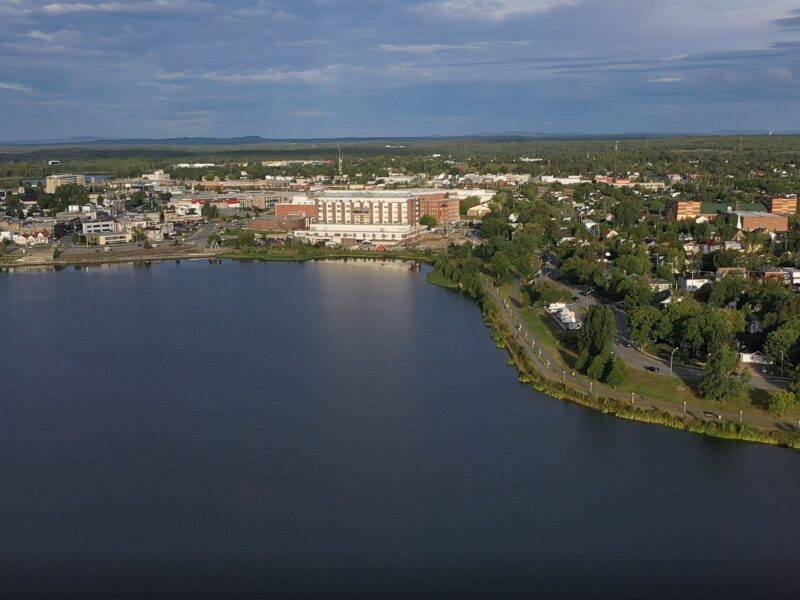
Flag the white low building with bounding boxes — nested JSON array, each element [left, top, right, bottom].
[[82, 221, 116, 234]]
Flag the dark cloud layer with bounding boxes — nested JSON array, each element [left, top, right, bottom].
[[1, 0, 800, 138]]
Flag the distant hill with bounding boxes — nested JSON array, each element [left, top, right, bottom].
[[1, 130, 794, 148]]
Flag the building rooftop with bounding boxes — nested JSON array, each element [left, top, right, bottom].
[[732, 211, 785, 218], [700, 202, 766, 214]]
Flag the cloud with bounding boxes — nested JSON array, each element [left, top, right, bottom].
[[198, 65, 344, 84], [649, 77, 683, 83], [774, 8, 800, 30], [290, 109, 333, 117], [41, 0, 209, 15], [378, 40, 533, 54], [418, 0, 579, 21], [0, 81, 33, 92]]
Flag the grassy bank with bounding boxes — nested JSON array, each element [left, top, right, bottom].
[[425, 269, 460, 290], [482, 293, 800, 449], [520, 306, 800, 422]]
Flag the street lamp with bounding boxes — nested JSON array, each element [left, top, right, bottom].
[[669, 347, 679, 378]]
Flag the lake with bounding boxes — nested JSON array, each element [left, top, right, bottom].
[[2, 260, 799, 598]]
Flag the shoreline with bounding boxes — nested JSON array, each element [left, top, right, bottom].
[[0, 248, 436, 271], [426, 271, 800, 450]]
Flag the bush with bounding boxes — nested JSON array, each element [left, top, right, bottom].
[[768, 390, 798, 417]]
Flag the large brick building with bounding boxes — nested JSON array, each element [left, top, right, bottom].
[[274, 198, 319, 220], [672, 201, 703, 221], [418, 193, 460, 225], [733, 211, 789, 233], [766, 196, 798, 216]]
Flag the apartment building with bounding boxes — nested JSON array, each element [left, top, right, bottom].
[[766, 195, 798, 216], [418, 193, 460, 225], [289, 191, 425, 246], [46, 174, 86, 194]]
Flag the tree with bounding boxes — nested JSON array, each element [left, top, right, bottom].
[[459, 196, 480, 215], [604, 356, 627, 386], [612, 197, 642, 229], [130, 190, 148, 207], [629, 305, 662, 349], [699, 345, 749, 402], [763, 320, 800, 368], [587, 352, 610, 380], [526, 279, 571, 306], [707, 275, 746, 308], [490, 250, 514, 283], [201, 203, 219, 219], [616, 277, 653, 311], [616, 253, 650, 276], [420, 214, 438, 229], [711, 249, 744, 268], [767, 389, 798, 417], [576, 305, 617, 377]]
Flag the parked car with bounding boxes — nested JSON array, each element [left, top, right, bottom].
[[645, 366, 660, 373]]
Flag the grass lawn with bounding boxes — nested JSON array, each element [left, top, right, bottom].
[[425, 270, 459, 290], [519, 307, 797, 420]]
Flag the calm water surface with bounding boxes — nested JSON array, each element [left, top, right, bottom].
[[1, 260, 799, 598]]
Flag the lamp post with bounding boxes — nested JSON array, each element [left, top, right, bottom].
[[780, 350, 785, 376], [669, 347, 679, 378]]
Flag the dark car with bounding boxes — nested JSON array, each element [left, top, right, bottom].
[[645, 366, 660, 373]]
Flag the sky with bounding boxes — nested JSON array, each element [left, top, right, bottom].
[[2, 0, 800, 139]]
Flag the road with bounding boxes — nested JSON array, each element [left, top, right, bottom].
[[540, 256, 786, 392], [185, 223, 217, 248]]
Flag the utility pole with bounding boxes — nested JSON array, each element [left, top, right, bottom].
[[670, 347, 679, 378]]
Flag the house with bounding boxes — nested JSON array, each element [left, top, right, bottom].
[[779, 267, 800, 287], [700, 240, 723, 254], [723, 240, 744, 251], [654, 289, 676, 306], [678, 273, 713, 292], [466, 203, 491, 218], [740, 351, 772, 365], [582, 219, 599, 235], [13, 231, 51, 245], [716, 267, 747, 279], [649, 279, 673, 292], [682, 242, 700, 256], [750, 268, 790, 286]]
